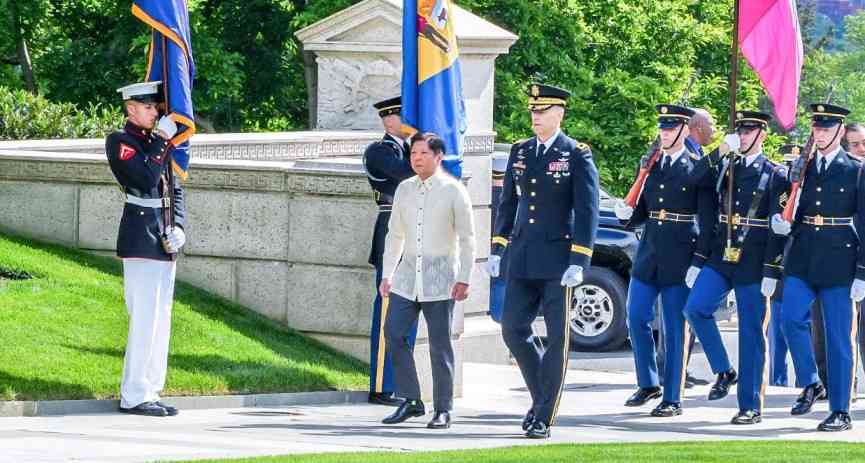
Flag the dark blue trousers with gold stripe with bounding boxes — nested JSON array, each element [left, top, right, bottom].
[[684, 267, 769, 411], [627, 278, 690, 404], [501, 277, 571, 426], [370, 266, 417, 394], [781, 276, 858, 413]]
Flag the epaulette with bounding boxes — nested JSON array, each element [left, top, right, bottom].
[[513, 138, 530, 146]]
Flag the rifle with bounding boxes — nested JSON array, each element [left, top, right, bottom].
[[623, 73, 699, 208], [780, 82, 838, 222]]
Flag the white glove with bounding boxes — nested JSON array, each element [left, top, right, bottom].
[[852, 279, 865, 302], [166, 227, 186, 252], [761, 278, 778, 298], [561, 265, 584, 287], [157, 115, 178, 139], [685, 265, 700, 288], [771, 213, 791, 236], [485, 255, 501, 278], [723, 133, 741, 153], [614, 200, 633, 221]]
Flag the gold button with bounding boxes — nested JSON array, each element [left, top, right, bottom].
[[555, 180, 560, 184], [531, 192, 536, 197], [841, 188, 846, 192], [529, 218, 535, 224], [660, 184, 665, 189], [816, 201, 821, 206], [816, 227, 821, 231], [530, 205, 536, 211], [531, 179, 537, 184], [682, 187, 687, 191], [139, 211, 144, 215], [657, 221, 663, 225], [817, 187, 822, 192], [659, 198, 664, 203]]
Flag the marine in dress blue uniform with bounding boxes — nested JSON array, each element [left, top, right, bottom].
[[682, 111, 790, 424], [772, 103, 865, 431], [106, 81, 186, 417], [363, 96, 418, 406], [488, 84, 600, 438], [616, 105, 716, 417]]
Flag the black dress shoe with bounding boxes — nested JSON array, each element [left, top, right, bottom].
[[521, 409, 535, 431], [369, 392, 402, 406], [708, 368, 738, 401], [382, 399, 425, 424], [650, 401, 682, 417], [625, 387, 662, 407], [685, 371, 709, 389], [119, 401, 168, 417], [427, 411, 451, 429], [791, 382, 826, 416], [817, 411, 852, 432], [154, 401, 179, 416], [731, 409, 761, 425], [525, 420, 550, 439]]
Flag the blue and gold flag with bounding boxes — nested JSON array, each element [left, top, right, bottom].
[[132, 0, 195, 180], [401, 0, 467, 178]]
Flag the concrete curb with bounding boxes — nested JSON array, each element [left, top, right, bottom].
[[0, 390, 368, 417]]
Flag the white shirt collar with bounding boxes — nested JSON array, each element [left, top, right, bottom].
[[817, 146, 842, 168], [537, 128, 561, 154], [417, 169, 442, 190], [662, 146, 687, 165], [743, 151, 762, 167]]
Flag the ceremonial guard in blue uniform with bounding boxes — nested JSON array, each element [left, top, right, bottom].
[[363, 96, 418, 406], [106, 81, 186, 417], [487, 84, 599, 438], [771, 104, 865, 431], [768, 144, 803, 387], [683, 111, 790, 424], [615, 105, 715, 417]]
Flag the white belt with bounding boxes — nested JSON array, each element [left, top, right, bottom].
[[126, 194, 167, 208]]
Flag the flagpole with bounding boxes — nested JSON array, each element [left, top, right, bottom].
[[723, 0, 740, 264]]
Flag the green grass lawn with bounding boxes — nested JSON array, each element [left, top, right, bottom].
[[174, 441, 865, 463], [0, 232, 367, 401]]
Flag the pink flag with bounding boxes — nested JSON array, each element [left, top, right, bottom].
[[738, 0, 804, 130]]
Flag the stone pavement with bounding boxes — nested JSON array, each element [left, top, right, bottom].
[[3, 357, 865, 463]]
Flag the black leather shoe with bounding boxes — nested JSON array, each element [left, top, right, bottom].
[[686, 371, 709, 388], [154, 401, 179, 416], [708, 368, 738, 401], [521, 409, 535, 431], [731, 409, 761, 425], [369, 392, 402, 406], [817, 411, 852, 432], [119, 401, 168, 417], [427, 411, 451, 429], [650, 401, 682, 417], [382, 399, 425, 424], [525, 420, 550, 439], [791, 383, 826, 416], [625, 387, 662, 407]]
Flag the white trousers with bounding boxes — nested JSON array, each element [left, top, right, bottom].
[[120, 258, 176, 409]]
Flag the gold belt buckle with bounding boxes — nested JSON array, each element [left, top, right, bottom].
[[658, 209, 667, 221], [373, 191, 381, 202], [162, 196, 171, 208], [723, 247, 742, 263], [814, 215, 824, 226], [731, 214, 741, 226]]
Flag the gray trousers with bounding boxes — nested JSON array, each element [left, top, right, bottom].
[[384, 294, 455, 411]]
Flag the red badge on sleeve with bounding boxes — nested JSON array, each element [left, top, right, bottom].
[[118, 144, 136, 161]]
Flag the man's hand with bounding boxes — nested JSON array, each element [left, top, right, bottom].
[[164, 227, 186, 253], [761, 278, 778, 298], [722, 133, 741, 153], [852, 279, 865, 302], [156, 115, 178, 139], [484, 255, 501, 278], [560, 265, 583, 288], [685, 265, 700, 288], [614, 199, 633, 221], [379, 278, 391, 298], [771, 213, 791, 236], [451, 282, 470, 302]]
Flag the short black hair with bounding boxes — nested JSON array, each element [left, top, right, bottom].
[[410, 132, 446, 155]]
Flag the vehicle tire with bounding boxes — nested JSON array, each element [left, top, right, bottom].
[[568, 266, 628, 352]]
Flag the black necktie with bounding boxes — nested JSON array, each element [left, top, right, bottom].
[[662, 155, 671, 172], [403, 142, 410, 155], [537, 144, 546, 158], [820, 157, 828, 175]]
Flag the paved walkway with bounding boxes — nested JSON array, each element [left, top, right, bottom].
[[3, 359, 865, 463]]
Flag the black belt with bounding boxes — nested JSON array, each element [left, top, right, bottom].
[[719, 214, 769, 228], [649, 210, 695, 223], [802, 215, 853, 226]]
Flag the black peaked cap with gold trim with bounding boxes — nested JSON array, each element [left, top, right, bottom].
[[527, 83, 571, 111], [810, 103, 849, 128], [735, 110, 772, 129], [656, 104, 695, 129], [374, 96, 402, 118]]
